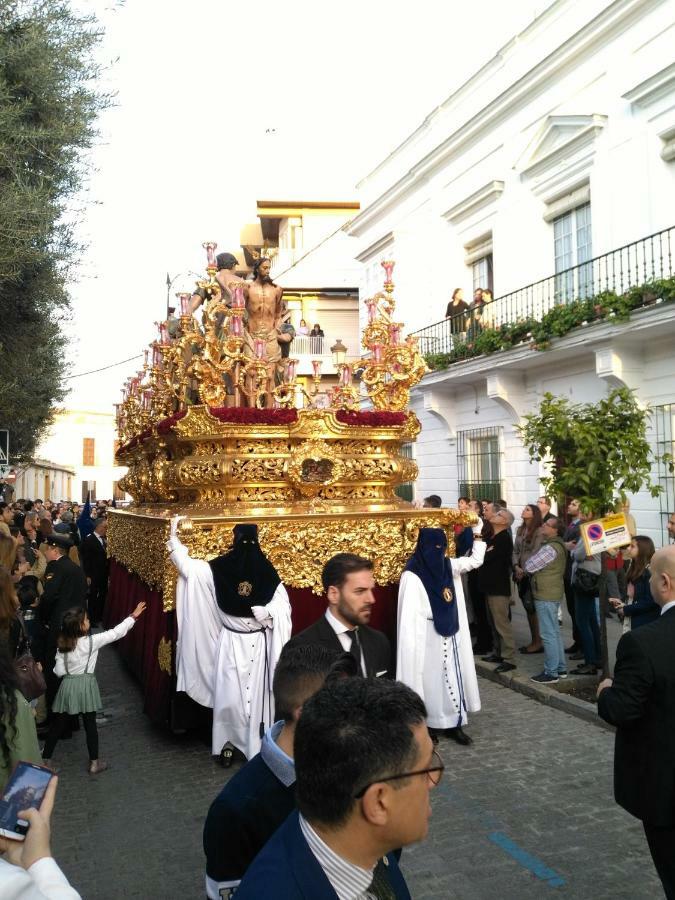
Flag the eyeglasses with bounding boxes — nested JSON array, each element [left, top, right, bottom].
[[353, 749, 445, 798]]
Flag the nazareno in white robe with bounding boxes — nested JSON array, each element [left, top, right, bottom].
[[397, 539, 486, 729], [167, 533, 292, 759]]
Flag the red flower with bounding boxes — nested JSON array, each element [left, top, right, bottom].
[[208, 407, 298, 425], [335, 410, 408, 427]]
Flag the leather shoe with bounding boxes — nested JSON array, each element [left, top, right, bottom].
[[481, 654, 503, 663], [445, 727, 473, 746], [495, 662, 517, 674]]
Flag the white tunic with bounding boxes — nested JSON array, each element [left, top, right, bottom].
[[168, 534, 292, 759], [396, 540, 486, 729]]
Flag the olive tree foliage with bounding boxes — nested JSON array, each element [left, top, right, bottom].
[[517, 387, 669, 516], [0, 0, 110, 460]]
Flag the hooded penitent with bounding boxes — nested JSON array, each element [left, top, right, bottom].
[[208, 524, 281, 617], [404, 527, 458, 637]]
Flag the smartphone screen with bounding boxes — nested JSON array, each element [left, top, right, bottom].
[[0, 761, 53, 840]]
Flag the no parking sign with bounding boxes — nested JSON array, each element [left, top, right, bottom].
[[581, 513, 631, 555]]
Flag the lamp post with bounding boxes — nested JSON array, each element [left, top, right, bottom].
[[330, 338, 347, 368]]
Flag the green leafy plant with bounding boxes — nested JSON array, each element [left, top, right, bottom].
[[423, 275, 675, 372], [517, 388, 671, 515]]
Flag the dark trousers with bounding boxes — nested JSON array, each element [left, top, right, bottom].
[[45, 644, 60, 713], [563, 575, 581, 646], [644, 822, 675, 899], [43, 712, 99, 761], [88, 583, 107, 626], [574, 588, 601, 665], [468, 571, 493, 651]]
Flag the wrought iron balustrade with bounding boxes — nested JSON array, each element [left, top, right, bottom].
[[412, 226, 674, 357]]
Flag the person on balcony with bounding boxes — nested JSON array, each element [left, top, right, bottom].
[[309, 323, 324, 338], [445, 288, 469, 335], [297, 318, 309, 335]]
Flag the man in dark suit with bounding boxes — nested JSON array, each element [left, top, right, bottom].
[[237, 677, 434, 899], [39, 533, 88, 711], [80, 517, 109, 626], [288, 553, 391, 677], [203, 644, 356, 899], [597, 545, 675, 898]]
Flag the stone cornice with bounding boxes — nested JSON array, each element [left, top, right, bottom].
[[519, 115, 607, 182], [441, 181, 505, 225], [355, 231, 394, 263], [623, 61, 675, 108]]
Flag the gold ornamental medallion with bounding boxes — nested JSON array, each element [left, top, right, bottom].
[[237, 580, 253, 597], [443, 587, 454, 604]]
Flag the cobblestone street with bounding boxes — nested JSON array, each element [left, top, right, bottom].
[[50, 643, 661, 900]]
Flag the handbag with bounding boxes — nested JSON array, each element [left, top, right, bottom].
[[573, 566, 600, 594], [13, 614, 47, 702]]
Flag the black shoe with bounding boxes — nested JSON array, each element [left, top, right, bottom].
[[218, 742, 246, 768], [445, 727, 473, 746], [519, 646, 544, 655], [495, 662, 517, 674], [481, 654, 503, 663], [428, 727, 440, 745]]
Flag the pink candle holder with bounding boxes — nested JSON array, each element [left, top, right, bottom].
[[159, 323, 170, 345], [177, 292, 192, 316], [202, 241, 217, 268], [340, 364, 352, 387], [389, 323, 401, 345], [311, 359, 323, 378], [232, 284, 246, 308], [143, 348, 149, 367], [372, 343, 384, 363], [286, 359, 297, 381], [254, 338, 265, 359], [381, 259, 395, 284], [366, 298, 378, 323], [229, 314, 243, 336], [142, 389, 153, 411], [152, 345, 162, 368]]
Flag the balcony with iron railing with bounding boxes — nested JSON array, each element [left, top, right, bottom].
[[412, 226, 675, 360]]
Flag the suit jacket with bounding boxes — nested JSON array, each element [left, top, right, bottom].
[[80, 533, 109, 589], [597, 606, 675, 826], [289, 613, 391, 678], [39, 556, 88, 638], [236, 811, 410, 900]]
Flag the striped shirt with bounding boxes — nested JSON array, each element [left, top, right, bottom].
[[298, 814, 377, 900]]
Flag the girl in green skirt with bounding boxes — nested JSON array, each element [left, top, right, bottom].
[[42, 602, 146, 774]]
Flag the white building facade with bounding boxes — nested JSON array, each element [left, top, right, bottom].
[[35, 410, 128, 503], [348, 0, 675, 546]]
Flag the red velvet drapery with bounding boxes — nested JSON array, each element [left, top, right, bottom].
[[106, 559, 400, 727]]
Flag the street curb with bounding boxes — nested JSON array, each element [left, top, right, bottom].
[[476, 661, 614, 732]]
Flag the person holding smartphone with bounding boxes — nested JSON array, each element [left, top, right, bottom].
[[0, 773, 81, 898]]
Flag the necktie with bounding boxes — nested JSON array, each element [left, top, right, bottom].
[[366, 859, 396, 900], [348, 628, 362, 670]]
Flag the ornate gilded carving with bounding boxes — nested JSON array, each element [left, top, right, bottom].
[[108, 514, 169, 591], [157, 637, 172, 675]]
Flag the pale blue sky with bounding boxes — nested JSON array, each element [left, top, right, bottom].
[[65, 0, 552, 411]]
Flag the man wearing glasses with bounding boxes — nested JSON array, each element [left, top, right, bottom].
[[236, 677, 440, 899], [479, 506, 517, 673]]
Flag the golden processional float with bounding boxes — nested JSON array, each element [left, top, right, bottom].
[[107, 248, 473, 726]]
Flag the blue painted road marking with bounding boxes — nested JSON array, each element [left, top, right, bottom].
[[488, 832, 566, 888]]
